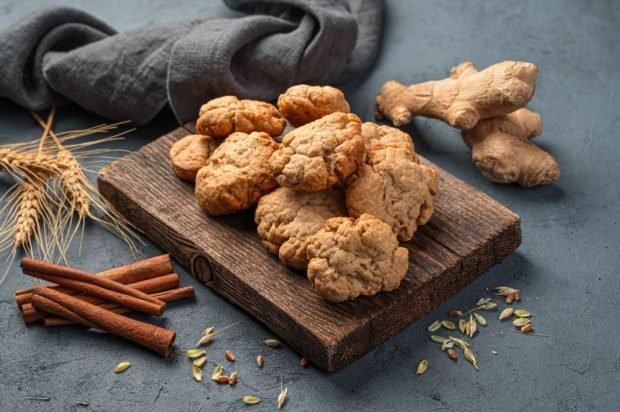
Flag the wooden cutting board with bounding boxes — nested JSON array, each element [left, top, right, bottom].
[[97, 125, 521, 372]]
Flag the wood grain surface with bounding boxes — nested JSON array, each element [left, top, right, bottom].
[[97, 125, 521, 372]]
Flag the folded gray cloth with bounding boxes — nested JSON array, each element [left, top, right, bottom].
[[0, 0, 383, 125]]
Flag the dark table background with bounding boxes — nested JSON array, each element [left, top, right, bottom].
[[1, 1, 619, 411]]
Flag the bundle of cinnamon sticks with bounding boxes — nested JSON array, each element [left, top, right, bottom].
[[15, 254, 194, 357]]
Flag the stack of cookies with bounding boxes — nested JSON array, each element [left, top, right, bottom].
[[170, 85, 439, 302]]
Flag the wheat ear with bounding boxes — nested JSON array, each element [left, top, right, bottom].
[[12, 179, 46, 255], [57, 149, 91, 218]]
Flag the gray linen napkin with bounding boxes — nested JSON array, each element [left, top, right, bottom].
[[0, 0, 383, 125]]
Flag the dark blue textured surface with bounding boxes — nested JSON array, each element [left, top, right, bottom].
[[1, 1, 619, 411]]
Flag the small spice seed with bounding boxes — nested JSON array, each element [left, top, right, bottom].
[[476, 297, 491, 306], [278, 387, 288, 409], [216, 375, 230, 384], [441, 320, 456, 330], [521, 324, 534, 334], [192, 365, 202, 382], [464, 347, 478, 370], [458, 319, 467, 334], [197, 332, 214, 346], [447, 349, 457, 360], [441, 340, 454, 351], [431, 335, 449, 343], [448, 310, 463, 318], [193, 356, 208, 368], [256, 355, 264, 368], [243, 395, 261, 405], [263, 339, 282, 348], [211, 365, 223, 380], [225, 350, 235, 362], [499, 308, 514, 320], [512, 317, 530, 327], [187, 349, 206, 358], [479, 302, 498, 310], [114, 361, 131, 373], [473, 312, 487, 326], [416, 359, 428, 375], [514, 309, 531, 318], [427, 320, 441, 332]]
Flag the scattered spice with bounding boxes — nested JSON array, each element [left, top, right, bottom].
[[468, 314, 477, 338], [499, 307, 514, 320], [202, 326, 215, 336], [225, 350, 235, 362], [431, 335, 449, 343], [441, 340, 454, 351], [186, 349, 206, 359], [263, 339, 282, 348], [192, 365, 202, 382], [441, 320, 456, 330], [450, 336, 469, 351], [464, 347, 478, 370], [476, 297, 492, 306], [478, 302, 498, 310], [197, 332, 214, 346], [447, 349, 457, 360], [114, 361, 131, 373], [229, 371, 238, 385], [520, 324, 534, 334], [458, 318, 467, 334], [427, 320, 441, 332], [473, 312, 487, 326], [448, 310, 463, 318], [512, 317, 530, 327], [416, 359, 428, 375], [243, 395, 261, 405], [193, 356, 208, 368], [256, 355, 264, 368], [300, 356, 309, 368], [211, 365, 223, 380], [277, 386, 288, 409], [215, 375, 230, 384], [514, 309, 531, 318], [491, 350, 498, 355]]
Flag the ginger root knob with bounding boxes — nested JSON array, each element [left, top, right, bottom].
[[375, 60, 538, 129], [453, 62, 560, 187]]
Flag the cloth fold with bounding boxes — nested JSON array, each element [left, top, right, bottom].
[[0, 0, 383, 125]]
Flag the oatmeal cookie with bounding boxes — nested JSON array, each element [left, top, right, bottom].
[[196, 96, 286, 138], [170, 134, 220, 181], [346, 123, 438, 241], [255, 187, 346, 269], [306, 213, 409, 302], [195, 132, 279, 215], [277, 84, 350, 127], [269, 112, 364, 192]]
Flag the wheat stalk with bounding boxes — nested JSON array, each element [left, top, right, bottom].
[[0, 111, 141, 285]]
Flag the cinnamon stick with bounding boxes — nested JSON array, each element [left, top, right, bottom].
[[16, 254, 172, 307], [31, 287, 176, 356], [22, 273, 181, 324], [21, 258, 166, 316], [44, 286, 195, 327]]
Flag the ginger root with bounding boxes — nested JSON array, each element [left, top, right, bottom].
[[375, 60, 538, 129], [453, 62, 560, 187]]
